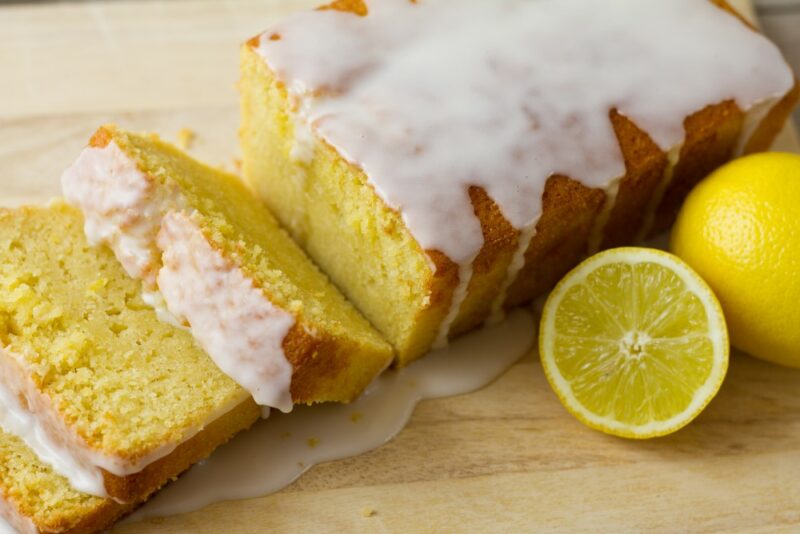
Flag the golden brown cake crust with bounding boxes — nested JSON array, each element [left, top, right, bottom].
[[99, 399, 260, 506], [88, 124, 391, 405], [0, 399, 259, 534], [241, 0, 799, 365]]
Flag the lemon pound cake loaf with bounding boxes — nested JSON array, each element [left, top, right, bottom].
[[62, 125, 393, 413], [0, 203, 260, 531], [240, 0, 798, 365]]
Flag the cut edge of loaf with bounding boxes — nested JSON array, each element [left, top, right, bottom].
[[240, 44, 447, 366]]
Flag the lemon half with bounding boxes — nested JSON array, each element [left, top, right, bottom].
[[539, 247, 729, 439]]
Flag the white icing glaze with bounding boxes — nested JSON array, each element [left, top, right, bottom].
[[141, 289, 188, 330], [636, 144, 684, 242], [488, 223, 537, 325], [734, 96, 782, 156], [61, 141, 186, 288], [62, 142, 296, 412], [124, 308, 535, 524], [0, 498, 34, 534], [432, 263, 471, 349], [0, 341, 249, 498], [157, 212, 295, 413], [587, 177, 622, 255], [256, 0, 793, 344], [289, 96, 317, 164], [0, 375, 106, 497]]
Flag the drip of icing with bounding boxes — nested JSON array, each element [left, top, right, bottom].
[[0, 377, 106, 497], [61, 141, 185, 288], [157, 212, 295, 412], [734, 96, 782, 156], [256, 0, 793, 343], [636, 144, 684, 242], [636, 95, 783, 246], [62, 142, 296, 413], [488, 223, 537, 325], [288, 92, 317, 164], [587, 176, 623, 255], [256, 0, 793, 260], [123, 309, 535, 524], [0, 337, 249, 492], [141, 289, 188, 330], [433, 262, 473, 348]]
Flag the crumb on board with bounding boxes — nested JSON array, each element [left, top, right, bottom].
[[176, 128, 196, 150], [280, 431, 292, 439], [361, 507, 376, 518], [350, 411, 363, 423], [297, 461, 305, 468], [307, 437, 320, 448]]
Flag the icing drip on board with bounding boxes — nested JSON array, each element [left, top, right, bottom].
[[123, 309, 535, 524], [256, 0, 793, 344]]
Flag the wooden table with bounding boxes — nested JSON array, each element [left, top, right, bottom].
[[2, 1, 800, 532]]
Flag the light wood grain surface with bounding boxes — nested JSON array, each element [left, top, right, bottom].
[[2, 1, 800, 532]]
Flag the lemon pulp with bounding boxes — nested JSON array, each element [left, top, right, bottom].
[[540, 247, 728, 438]]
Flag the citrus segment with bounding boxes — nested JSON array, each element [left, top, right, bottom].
[[540, 247, 728, 438]]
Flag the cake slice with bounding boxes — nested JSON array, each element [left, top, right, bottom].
[[62, 125, 393, 413], [0, 427, 125, 534], [0, 203, 260, 529], [240, 0, 798, 365]]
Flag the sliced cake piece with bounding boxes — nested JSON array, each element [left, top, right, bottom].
[[240, 0, 798, 365], [62, 125, 393, 412], [0, 427, 125, 534], [0, 203, 260, 521]]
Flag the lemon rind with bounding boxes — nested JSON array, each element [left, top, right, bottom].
[[539, 247, 729, 439]]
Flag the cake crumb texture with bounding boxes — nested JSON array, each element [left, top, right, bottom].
[[91, 125, 393, 403], [0, 428, 125, 533], [0, 202, 244, 462]]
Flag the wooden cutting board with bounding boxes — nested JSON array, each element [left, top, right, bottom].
[[2, 1, 799, 532]]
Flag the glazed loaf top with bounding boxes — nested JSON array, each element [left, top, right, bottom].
[[253, 0, 795, 342]]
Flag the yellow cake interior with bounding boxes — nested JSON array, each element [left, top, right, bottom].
[[240, 46, 441, 365], [97, 125, 394, 399], [0, 428, 111, 533], [0, 202, 245, 459]]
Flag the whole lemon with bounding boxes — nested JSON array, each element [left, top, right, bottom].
[[671, 152, 800, 368]]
